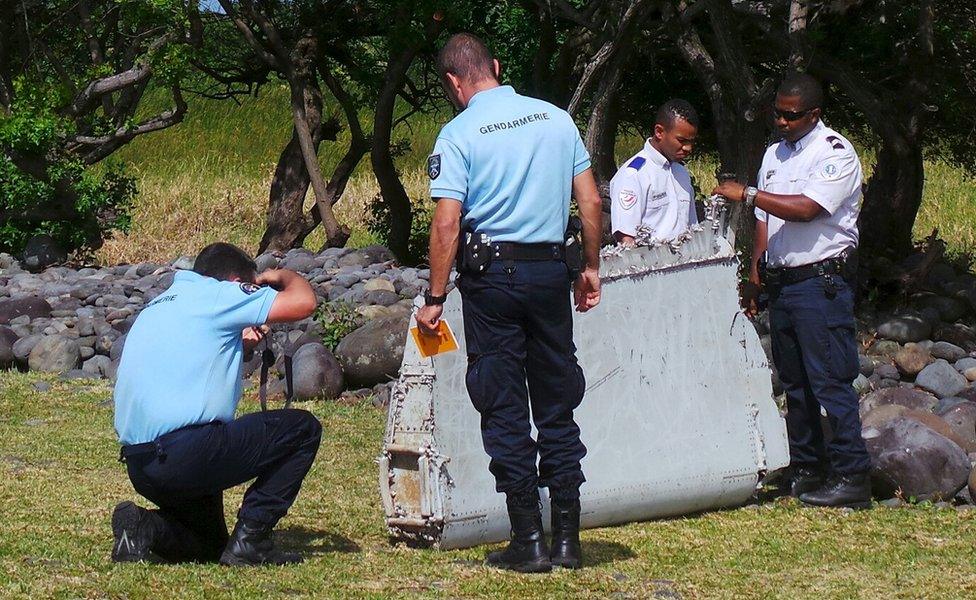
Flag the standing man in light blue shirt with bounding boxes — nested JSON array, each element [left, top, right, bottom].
[[416, 33, 603, 573], [111, 243, 322, 566]]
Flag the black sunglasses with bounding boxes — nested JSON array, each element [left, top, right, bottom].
[[773, 107, 817, 122]]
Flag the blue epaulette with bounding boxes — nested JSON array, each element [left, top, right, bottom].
[[627, 156, 646, 171]]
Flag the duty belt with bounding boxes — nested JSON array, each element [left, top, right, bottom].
[[763, 251, 855, 288], [490, 242, 565, 262]]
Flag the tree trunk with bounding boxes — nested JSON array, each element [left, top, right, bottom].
[[583, 58, 622, 185], [859, 139, 925, 258]]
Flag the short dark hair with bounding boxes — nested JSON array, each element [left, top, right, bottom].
[[193, 242, 257, 282], [777, 73, 824, 109], [437, 32, 497, 83], [655, 99, 700, 130]]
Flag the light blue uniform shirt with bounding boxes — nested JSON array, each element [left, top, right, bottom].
[[428, 85, 591, 243], [113, 270, 278, 445]]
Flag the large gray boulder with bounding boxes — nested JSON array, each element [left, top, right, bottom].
[[0, 325, 17, 369], [915, 359, 968, 399], [938, 401, 976, 453], [930, 341, 967, 362], [864, 417, 972, 501], [876, 316, 932, 344], [11, 334, 42, 366], [28, 335, 81, 372], [21, 234, 66, 272], [335, 314, 410, 387], [291, 342, 344, 400], [859, 387, 938, 418], [0, 296, 53, 324]]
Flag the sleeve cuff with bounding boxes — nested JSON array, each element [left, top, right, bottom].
[[431, 188, 465, 202], [573, 159, 592, 177], [801, 187, 839, 216]]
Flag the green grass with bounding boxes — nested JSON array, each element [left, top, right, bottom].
[[2, 371, 975, 599]]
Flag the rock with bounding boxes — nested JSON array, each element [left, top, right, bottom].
[[0, 296, 53, 324], [364, 290, 400, 307], [358, 245, 395, 265], [254, 253, 279, 273], [28, 335, 81, 372], [0, 325, 17, 369], [356, 305, 391, 320], [81, 355, 113, 378], [930, 341, 967, 362], [960, 386, 976, 403], [853, 373, 872, 395], [337, 251, 369, 269], [970, 467, 976, 504], [171, 256, 195, 270], [860, 387, 939, 418], [933, 323, 976, 352], [935, 397, 968, 415], [110, 333, 127, 362], [919, 295, 968, 322], [859, 355, 880, 377], [893, 344, 933, 377], [371, 382, 393, 409], [955, 357, 976, 373], [874, 363, 900, 381], [864, 417, 971, 501], [291, 342, 344, 401], [21, 234, 66, 272], [12, 334, 42, 364], [915, 359, 968, 399], [32, 381, 50, 392], [363, 278, 396, 293], [60, 369, 97, 380], [965, 368, 976, 382], [282, 252, 317, 273], [938, 401, 976, 453], [335, 314, 410, 387], [861, 404, 909, 429], [876, 316, 932, 344], [867, 340, 903, 359]]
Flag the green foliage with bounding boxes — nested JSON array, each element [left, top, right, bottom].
[[366, 194, 433, 266], [314, 301, 364, 350], [0, 83, 136, 256]]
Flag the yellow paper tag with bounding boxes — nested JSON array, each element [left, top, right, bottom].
[[410, 320, 459, 358]]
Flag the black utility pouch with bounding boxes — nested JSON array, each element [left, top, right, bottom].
[[564, 216, 584, 280], [456, 230, 492, 275]]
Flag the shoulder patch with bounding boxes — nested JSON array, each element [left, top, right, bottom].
[[240, 282, 261, 295], [617, 188, 638, 210], [427, 154, 441, 180], [627, 156, 646, 171], [825, 135, 846, 151], [820, 162, 840, 179]]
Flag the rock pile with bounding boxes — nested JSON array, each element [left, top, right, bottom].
[[0, 245, 434, 406], [752, 254, 976, 505]]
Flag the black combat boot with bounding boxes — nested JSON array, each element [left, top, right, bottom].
[[111, 501, 161, 563], [788, 466, 825, 497], [549, 497, 582, 569], [219, 519, 303, 566], [799, 472, 872, 509], [486, 494, 551, 573]]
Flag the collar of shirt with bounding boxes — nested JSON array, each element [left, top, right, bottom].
[[643, 139, 670, 169], [467, 85, 516, 109], [785, 120, 825, 153]]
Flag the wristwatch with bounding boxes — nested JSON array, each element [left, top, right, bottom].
[[743, 186, 759, 206], [424, 290, 447, 305]]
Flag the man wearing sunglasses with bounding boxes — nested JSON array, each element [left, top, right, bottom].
[[713, 73, 871, 509]]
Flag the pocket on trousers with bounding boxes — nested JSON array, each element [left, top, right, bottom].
[[826, 322, 859, 382], [465, 356, 493, 414]]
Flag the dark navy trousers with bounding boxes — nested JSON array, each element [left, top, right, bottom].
[[768, 276, 871, 475], [123, 409, 321, 562], [458, 260, 587, 500]]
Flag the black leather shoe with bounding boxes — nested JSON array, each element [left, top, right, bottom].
[[486, 501, 551, 573], [219, 520, 303, 566], [799, 472, 873, 509], [550, 498, 582, 569], [111, 501, 160, 563], [789, 466, 825, 497]]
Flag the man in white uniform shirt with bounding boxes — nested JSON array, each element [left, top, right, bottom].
[[714, 73, 871, 509], [610, 99, 699, 245]]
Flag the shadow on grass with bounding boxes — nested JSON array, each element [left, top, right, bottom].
[[277, 525, 360, 556], [583, 539, 637, 566]]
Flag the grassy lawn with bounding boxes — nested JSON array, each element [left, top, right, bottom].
[[1, 371, 975, 599]]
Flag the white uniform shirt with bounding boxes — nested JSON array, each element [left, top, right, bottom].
[[755, 120, 862, 268], [609, 140, 697, 242]]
